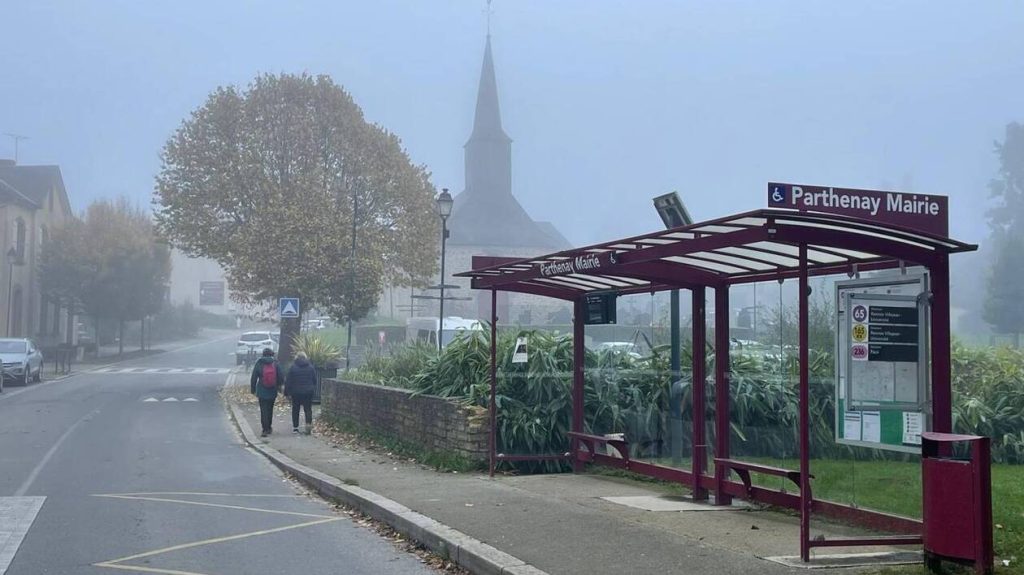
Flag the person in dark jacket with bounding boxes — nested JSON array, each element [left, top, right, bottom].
[[250, 348, 283, 437], [285, 351, 318, 434]]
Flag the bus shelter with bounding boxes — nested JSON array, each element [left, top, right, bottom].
[[457, 206, 976, 561]]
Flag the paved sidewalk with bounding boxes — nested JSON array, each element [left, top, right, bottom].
[[227, 383, 917, 575]]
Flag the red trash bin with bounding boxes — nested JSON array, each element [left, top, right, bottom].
[[921, 432, 993, 575]]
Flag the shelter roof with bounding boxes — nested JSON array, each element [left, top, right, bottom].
[[457, 208, 976, 299]]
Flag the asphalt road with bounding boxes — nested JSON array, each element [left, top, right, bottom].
[[0, 332, 433, 575]]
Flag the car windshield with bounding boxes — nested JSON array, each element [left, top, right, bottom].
[[0, 341, 26, 353], [240, 333, 269, 342]]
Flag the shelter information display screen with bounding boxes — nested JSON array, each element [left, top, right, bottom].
[[583, 292, 617, 325], [835, 274, 930, 453]]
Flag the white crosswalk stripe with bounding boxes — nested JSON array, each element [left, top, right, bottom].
[[91, 367, 230, 375], [0, 497, 45, 573], [141, 397, 201, 403]]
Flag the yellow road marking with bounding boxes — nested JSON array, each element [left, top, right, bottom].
[[92, 494, 332, 518], [95, 517, 340, 569]]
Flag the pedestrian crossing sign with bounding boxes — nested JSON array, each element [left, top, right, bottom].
[[279, 298, 300, 318]]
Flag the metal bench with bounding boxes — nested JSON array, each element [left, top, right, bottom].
[[568, 431, 630, 462], [714, 458, 812, 498]]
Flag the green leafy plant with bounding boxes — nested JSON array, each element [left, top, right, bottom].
[[354, 341, 435, 388], [292, 333, 343, 368]]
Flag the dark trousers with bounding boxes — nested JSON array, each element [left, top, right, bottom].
[[259, 398, 275, 432], [291, 393, 313, 428]]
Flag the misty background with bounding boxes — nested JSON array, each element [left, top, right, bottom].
[[2, 0, 1021, 333]]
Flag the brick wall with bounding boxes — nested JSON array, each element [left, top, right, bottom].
[[320, 379, 489, 462]]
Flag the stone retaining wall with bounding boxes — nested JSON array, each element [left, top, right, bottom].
[[320, 379, 489, 462]]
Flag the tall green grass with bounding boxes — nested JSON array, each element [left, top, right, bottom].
[[356, 330, 1024, 470]]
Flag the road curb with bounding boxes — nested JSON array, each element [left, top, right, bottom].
[[224, 380, 549, 575]]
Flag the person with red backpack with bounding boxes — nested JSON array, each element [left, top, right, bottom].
[[250, 348, 283, 437]]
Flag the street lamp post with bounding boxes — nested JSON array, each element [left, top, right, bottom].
[[6, 247, 18, 337], [345, 188, 358, 372], [435, 188, 454, 353]]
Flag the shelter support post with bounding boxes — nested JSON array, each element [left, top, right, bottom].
[[489, 289, 497, 478], [670, 289, 681, 466], [798, 245, 811, 562], [713, 286, 732, 506], [572, 298, 585, 472], [671, 290, 680, 380], [691, 286, 708, 500], [930, 255, 952, 436]]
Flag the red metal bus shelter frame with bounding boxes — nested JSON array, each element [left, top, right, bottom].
[[457, 208, 976, 561]]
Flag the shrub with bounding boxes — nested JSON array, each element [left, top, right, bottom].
[[292, 332, 343, 368], [356, 327, 1024, 469], [354, 341, 435, 388]]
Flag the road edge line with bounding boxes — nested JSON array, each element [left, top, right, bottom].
[[223, 382, 548, 575]]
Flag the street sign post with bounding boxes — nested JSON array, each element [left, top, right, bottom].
[[279, 298, 300, 319], [199, 281, 225, 306]]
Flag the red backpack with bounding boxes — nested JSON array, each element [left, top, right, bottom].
[[260, 362, 277, 388]]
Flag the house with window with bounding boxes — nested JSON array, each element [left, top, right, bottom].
[[0, 159, 76, 344]]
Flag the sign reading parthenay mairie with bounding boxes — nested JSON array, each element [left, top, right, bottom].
[[768, 182, 949, 236]]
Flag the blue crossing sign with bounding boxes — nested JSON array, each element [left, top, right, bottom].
[[279, 298, 300, 318]]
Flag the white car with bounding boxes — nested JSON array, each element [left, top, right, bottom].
[[596, 341, 643, 359], [0, 338, 43, 388], [236, 331, 277, 365]]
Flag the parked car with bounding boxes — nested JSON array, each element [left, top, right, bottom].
[[303, 319, 326, 331], [0, 338, 44, 387], [595, 341, 643, 359], [235, 331, 278, 365]]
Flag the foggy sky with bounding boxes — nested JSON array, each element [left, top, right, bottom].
[[2, 1, 1022, 248]]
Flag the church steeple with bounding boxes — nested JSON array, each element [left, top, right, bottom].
[[446, 29, 572, 251], [463, 34, 512, 198], [468, 35, 511, 144]]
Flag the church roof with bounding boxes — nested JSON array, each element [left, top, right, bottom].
[[449, 190, 571, 249]]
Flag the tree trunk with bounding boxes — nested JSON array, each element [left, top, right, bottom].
[[278, 316, 301, 367], [140, 317, 145, 351], [95, 316, 100, 358], [118, 319, 124, 356]]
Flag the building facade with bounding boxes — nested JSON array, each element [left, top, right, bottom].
[[0, 160, 77, 344]]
